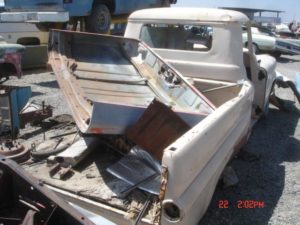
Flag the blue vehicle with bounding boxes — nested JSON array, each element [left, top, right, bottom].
[[1, 0, 177, 33]]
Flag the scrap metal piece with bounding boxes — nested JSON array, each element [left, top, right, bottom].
[[275, 72, 300, 103], [120, 173, 159, 198], [20, 210, 36, 225], [159, 167, 168, 201], [19, 199, 40, 212], [58, 166, 73, 180], [269, 94, 288, 111], [19, 101, 53, 128], [107, 148, 161, 195], [54, 137, 98, 167], [134, 195, 152, 225], [31, 133, 80, 160], [0, 85, 31, 138], [49, 163, 61, 177], [0, 156, 96, 225], [0, 140, 29, 163], [49, 163, 74, 180], [50, 131, 77, 139]]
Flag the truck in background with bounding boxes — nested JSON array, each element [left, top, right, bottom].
[[1, 0, 177, 33], [0, 20, 48, 69]]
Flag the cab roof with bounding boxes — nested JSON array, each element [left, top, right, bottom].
[[129, 7, 249, 24]]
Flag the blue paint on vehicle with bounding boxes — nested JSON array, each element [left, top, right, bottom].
[[9, 86, 31, 136], [295, 72, 300, 94], [4, 0, 170, 17]]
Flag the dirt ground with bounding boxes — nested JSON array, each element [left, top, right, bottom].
[[3, 54, 300, 225]]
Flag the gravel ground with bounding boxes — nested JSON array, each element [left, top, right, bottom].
[[200, 55, 300, 225], [3, 55, 300, 225], [4, 69, 71, 115]]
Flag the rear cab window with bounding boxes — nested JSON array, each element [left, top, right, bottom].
[[140, 24, 213, 52]]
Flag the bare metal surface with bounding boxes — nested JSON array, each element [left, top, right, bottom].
[[107, 150, 160, 195], [49, 30, 214, 134]]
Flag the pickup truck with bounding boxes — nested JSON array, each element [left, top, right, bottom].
[[1, 0, 177, 33], [29, 7, 256, 225], [0, 22, 49, 69], [41, 26, 254, 225], [10, 7, 299, 225]]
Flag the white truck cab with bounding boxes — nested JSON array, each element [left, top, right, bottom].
[[125, 7, 278, 119]]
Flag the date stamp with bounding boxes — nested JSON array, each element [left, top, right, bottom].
[[218, 200, 265, 209]]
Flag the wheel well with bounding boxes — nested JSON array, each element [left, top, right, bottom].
[[0, 63, 17, 77], [93, 0, 115, 13], [258, 68, 267, 81], [17, 37, 40, 46], [252, 42, 259, 49], [245, 41, 259, 49]]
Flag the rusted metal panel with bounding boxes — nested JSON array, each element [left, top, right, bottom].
[[127, 99, 190, 161], [0, 140, 29, 163], [19, 103, 53, 128]]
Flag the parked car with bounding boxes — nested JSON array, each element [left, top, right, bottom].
[[0, 22, 48, 69], [242, 26, 300, 57], [242, 27, 275, 54], [0, 35, 25, 81]]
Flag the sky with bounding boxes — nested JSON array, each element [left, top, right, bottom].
[[175, 0, 299, 23], [0, 0, 298, 23]]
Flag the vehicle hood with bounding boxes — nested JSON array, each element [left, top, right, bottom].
[[249, 33, 276, 43]]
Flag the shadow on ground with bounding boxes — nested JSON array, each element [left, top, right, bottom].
[[36, 80, 59, 89], [199, 101, 300, 225], [31, 91, 44, 97], [277, 56, 300, 64], [22, 68, 52, 76]]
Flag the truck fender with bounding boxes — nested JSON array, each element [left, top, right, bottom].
[[274, 71, 300, 103]]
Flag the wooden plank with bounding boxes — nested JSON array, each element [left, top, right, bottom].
[[127, 99, 190, 161]]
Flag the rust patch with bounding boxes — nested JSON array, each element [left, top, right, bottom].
[[159, 166, 168, 201], [0, 140, 29, 163], [127, 99, 190, 161]]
